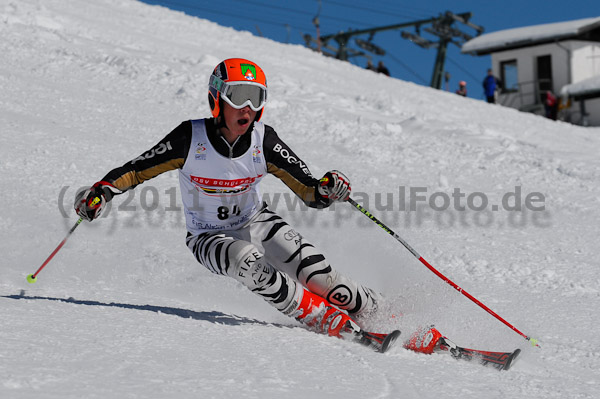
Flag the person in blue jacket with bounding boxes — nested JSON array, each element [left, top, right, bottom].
[[482, 69, 500, 103]]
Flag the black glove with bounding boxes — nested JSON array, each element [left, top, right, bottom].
[[318, 170, 351, 202], [74, 181, 119, 221]]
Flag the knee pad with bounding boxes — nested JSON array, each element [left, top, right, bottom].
[[228, 241, 274, 290], [232, 243, 301, 313]]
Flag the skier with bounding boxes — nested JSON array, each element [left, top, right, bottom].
[[71, 58, 520, 365], [74, 57, 385, 344]]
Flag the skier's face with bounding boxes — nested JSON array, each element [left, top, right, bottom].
[[220, 101, 256, 143]]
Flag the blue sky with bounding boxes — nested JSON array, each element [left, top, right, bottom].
[[141, 0, 599, 100]]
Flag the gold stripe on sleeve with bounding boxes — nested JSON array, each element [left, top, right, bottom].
[[112, 158, 184, 191], [267, 163, 316, 204]]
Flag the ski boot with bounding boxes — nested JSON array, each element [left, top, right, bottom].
[[291, 287, 360, 338], [291, 288, 401, 353]]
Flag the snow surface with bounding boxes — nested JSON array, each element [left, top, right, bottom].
[[462, 16, 600, 54], [2, 1, 600, 398]]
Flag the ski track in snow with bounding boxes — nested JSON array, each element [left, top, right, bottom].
[[1, 0, 600, 398]]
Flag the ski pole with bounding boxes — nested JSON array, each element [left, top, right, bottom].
[[26, 217, 84, 283], [25, 198, 94, 284], [347, 197, 540, 348]]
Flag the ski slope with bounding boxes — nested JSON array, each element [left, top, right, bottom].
[[1, 1, 599, 398]]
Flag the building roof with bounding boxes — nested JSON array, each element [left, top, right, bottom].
[[561, 74, 600, 100], [462, 16, 600, 55]]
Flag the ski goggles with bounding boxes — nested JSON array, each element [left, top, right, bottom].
[[210, 75, 267, 111]]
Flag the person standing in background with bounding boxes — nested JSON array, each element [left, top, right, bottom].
[[483, 69, 500, 103], [455, 81, 467, 97]]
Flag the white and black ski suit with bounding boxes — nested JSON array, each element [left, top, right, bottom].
[[100, 118, 378, 316]]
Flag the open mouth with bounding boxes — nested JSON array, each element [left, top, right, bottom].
[[237, 118, 249, 126]]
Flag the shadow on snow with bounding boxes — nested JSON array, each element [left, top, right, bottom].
[[1, 292, 288, 328]]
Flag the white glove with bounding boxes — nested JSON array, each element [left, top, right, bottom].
[[318, 170, 351, 201]]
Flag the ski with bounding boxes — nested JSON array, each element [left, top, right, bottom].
[[402, 326, 521, 371], [437, 337, 521, 371], [352, 330, 402, 353]]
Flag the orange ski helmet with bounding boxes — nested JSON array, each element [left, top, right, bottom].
[[208, 58, 268, 121]]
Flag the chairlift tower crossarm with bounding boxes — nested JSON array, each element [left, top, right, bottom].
[[318, 17, 438, 61], [304, 11, 484, 89]]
